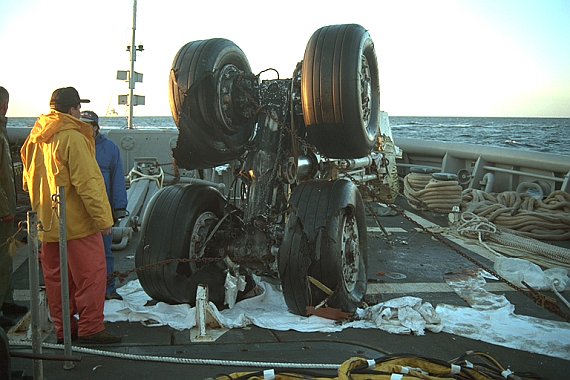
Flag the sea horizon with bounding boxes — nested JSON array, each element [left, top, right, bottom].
[[6, 115, 570, 156], [6, 115, 570, 119]]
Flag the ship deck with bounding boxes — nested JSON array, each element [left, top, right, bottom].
[[5, 195, 570, 380]]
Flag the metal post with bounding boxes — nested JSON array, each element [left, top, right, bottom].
[[27, 211, 43, 380], [57, 187, 74, 370], [196, 285, 208, 339], [128, 0, 137, 129], [195, 285, 215, 342]]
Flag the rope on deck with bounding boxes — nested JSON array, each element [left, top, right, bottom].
[[403, 172, 462, 213], [461, 189, 570, 241], [456, 212, 570, 308], [457, 212, 570, 268], [8, 340, 340, 370]]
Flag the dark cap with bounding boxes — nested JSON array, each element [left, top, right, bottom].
[[50, 87, 90, 109], [80, 110, 99, 125]]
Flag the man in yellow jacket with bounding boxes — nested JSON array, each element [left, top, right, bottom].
[[21, 87, 121, 344]]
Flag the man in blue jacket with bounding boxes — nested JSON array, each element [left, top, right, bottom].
[[81, 111, 128, 300]]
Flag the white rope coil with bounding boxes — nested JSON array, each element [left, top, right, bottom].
[[457, 212, 570, 306], [457, 212, 570, 265], [462, 189, 570, 241], [404, 173, 462, 213]]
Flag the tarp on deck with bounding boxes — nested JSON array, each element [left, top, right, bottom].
[[104, 272, 570, 361]]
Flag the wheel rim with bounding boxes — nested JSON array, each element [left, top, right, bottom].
[[189, 211, 219, 272], [341, 214, 361, 293], [216, 64, 241, 133], [360, 54, 372, 128]]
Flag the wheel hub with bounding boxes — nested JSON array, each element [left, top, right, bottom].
[[341, 215, 360, 292], [360, 54, 372, 126], [189, 211, 219, 272], [216, 64, 241, 133]]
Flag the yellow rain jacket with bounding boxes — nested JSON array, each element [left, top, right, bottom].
[[21, 110, 113, 242]]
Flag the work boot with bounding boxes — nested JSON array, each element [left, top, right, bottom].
[[105, 291, 123, 301], [78, 329, 122, 344], [1, 303, 28, 315], [0, 316, 14, 328]]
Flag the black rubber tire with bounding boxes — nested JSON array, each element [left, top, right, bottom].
[[278, 179, 368, 316], [318, 206, 368, 312], [278, 213, 312, 315], [135, 184, 227, 304], [169, 38, 254, 169], [301, 24, 380, 159]]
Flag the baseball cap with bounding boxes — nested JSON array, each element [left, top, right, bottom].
[[50, 87, 90, 109], [80, 110, 99, 125]]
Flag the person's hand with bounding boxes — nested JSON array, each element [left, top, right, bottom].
[[1, 214, 14, 224], [101, 226, 112, 236]]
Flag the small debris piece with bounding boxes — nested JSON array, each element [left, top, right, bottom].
[[306, 307, 352, 320]]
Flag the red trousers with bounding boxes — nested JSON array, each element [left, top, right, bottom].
[[42, 233, 106, 339]]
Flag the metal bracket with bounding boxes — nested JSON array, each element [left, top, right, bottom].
[[190, 285, 228, 342]]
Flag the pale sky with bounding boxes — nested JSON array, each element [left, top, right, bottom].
[[1, 0, 569, 118]]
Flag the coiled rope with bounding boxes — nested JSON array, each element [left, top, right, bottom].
[[462, 189, 570, 241], [457, 212, 570, 270], [403, 172, 462, 213], [457, 212, 570, 309]]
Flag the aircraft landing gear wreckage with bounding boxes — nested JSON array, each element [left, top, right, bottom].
[[135, 24, 396, 316]]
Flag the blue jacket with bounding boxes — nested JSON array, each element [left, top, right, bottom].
[[94, 133, 128, 213]]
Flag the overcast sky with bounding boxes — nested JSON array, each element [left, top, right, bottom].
[[1, 0, 569, 118]]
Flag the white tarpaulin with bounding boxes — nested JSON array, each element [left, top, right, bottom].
[[104, 279, 441, 335], [104, 273, 570, 360]]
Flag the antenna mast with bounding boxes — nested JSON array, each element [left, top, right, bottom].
[[117, 0, 144, 129]]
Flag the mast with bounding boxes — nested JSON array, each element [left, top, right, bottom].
[[117, 0, 144, 129], [128, 0, 137, 129]]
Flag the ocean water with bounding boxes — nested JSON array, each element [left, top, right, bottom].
[[6, 116, 177, 130], [390, 116, 570, 157], [7, 115, 570, 156]]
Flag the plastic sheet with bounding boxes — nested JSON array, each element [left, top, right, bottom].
[[494, 256, 569, 291], [104, 276, 570, 360], [104, 280, 441, 334]]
